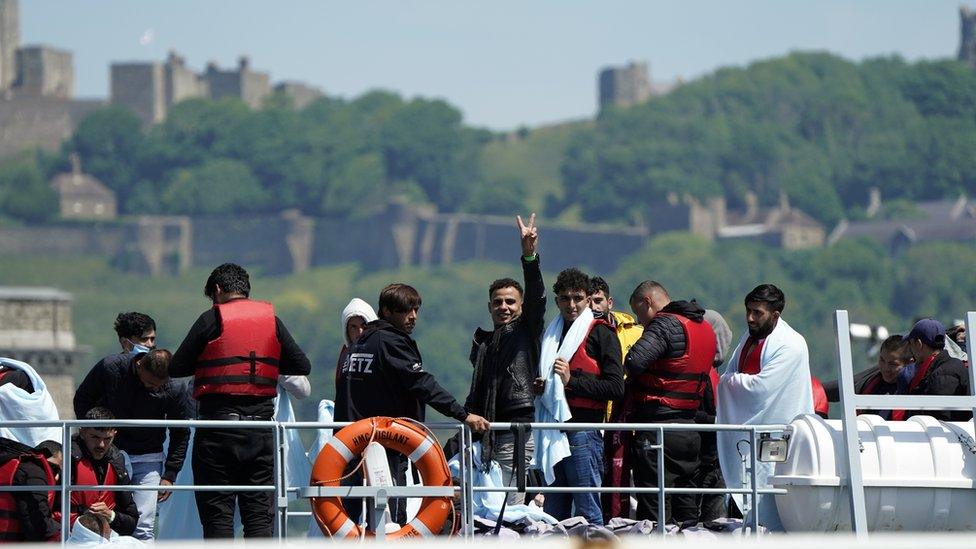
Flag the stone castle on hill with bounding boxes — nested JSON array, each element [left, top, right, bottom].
[[0, 0, 322, 155]]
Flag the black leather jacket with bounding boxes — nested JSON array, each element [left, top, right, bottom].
[[465, 256, 546, 421]]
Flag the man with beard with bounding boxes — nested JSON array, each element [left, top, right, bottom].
[[716, 284, 813, 531], [464, 214, 544, 505], [624, 281, 716, 526]]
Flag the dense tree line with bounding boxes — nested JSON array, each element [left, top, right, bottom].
[[0, 91, 528, 222], [1, 52, 975, 226], [558, 52, 976, 225]]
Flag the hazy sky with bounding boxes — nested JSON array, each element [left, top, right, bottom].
[[21, 1, 971, 130]]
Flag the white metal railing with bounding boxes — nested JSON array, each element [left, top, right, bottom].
[[0, 418, 787, 542]]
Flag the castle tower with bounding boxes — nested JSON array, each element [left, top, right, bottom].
[[0, 0, 20, 92], [961, 6, 976, 69], [598, 61, 652, 110]]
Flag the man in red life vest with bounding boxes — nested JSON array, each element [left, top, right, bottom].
[[541, 268, 624, 525], [53, 407, 138, 536], [0, 438, 62, 542], [625, 281, 716, 526], [170, 263, 311, 538]]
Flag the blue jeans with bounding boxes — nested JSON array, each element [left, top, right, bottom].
[[129, 457, 164, 540], [543, 430, 604, 525]]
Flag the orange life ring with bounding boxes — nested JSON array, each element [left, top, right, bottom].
[[310, 416, 453, 539]]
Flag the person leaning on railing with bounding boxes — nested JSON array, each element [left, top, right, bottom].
[[463, 214, 544, 506], [73, 344, 192, 542]]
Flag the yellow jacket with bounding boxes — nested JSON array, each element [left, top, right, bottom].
[[606, 310, 644, 420], [612, 310, 643, 359]]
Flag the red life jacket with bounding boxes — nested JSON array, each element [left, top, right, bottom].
[[194, 299, 282, 398], [0, 453, 57, 542], [811, 376, 829, 418], [54, 457, 118, 527], [565, 318, 613, 411], [632, 313, 717, 410], [738, 338, 765, 374]]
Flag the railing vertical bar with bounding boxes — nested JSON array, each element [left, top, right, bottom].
[[835, 310, 868, 539], [965, 312, 976, 427], [656, 426, 665, 536], [273, 422, 285, 541], [749, 427, 760, 536], [59, 422, 70, 544]]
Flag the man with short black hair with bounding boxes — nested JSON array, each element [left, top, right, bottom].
[[892, 318, 970, 422], [625, 281, 716, 525], [113, 312, 157, 354], [0, 437, 62, 542], [464, 214, 544, 505], [170, 263, 311, 539], [335, 282, 489, 524], [74, 348, 190, 541], [538, 268, 623, 525], [716, 283, 813, 531], [55, 408, 139, 537]]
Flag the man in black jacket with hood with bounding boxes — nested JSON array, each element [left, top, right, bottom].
[[464, 214, 544, 505], [625, 281, 716, 526], [74, 347, 191, 540], [335, 283, 488, 523]]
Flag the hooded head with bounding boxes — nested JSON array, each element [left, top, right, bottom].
[[341, 298, 378, 346]]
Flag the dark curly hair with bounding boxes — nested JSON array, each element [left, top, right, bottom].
[[113, 312, 156, 340], [205, 263, 251, 300], [552, 267, 591, 296]]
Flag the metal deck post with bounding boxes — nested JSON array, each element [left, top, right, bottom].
[[835, 310, 869, 539], [966, 312, 976, 427]]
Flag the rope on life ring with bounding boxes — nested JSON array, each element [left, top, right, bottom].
[[310, 416, 453, 539]]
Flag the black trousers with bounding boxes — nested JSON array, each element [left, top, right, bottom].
[[631, 418, 701, 525], [192, 427, 275, 538], [695, 432, 727, 522]]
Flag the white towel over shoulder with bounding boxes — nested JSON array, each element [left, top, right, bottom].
[[534, 308, 593, 485]]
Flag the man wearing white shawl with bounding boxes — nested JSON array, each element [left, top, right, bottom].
[[536, 268, 624, 526], [717, 284, 813, 532]]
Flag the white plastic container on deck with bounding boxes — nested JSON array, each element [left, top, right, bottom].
[[771, 414, 976, 532]]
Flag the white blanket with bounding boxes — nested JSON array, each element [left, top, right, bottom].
[[533, 308, 593, 485], [156, 385, 312, 539], [0, 358, 61, 446], [716, 318, 813, 532], [67, 521, 144, 546], [448, 442, 558, 525]]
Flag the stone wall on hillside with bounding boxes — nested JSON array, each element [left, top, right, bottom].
[[0, 95, 104, 157], [0, 207, 651, 276]]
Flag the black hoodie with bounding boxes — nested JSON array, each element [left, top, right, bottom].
[[334, 319, 468, 423]]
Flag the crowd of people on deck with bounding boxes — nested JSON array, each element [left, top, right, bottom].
[[0, 214, 971, 542]]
